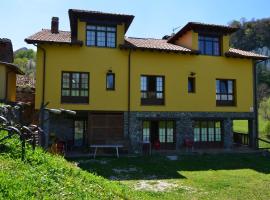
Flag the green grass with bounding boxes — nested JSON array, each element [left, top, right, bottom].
[[233, 115, 270, 148], [73, 154, 270, 200], [1, 127, 270, 199], [0, 131, 143, 200]]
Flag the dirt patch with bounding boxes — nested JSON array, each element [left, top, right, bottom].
[[135, 180, 178, 192]]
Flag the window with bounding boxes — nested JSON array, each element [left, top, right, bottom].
[[158, 121, 175, 143], [143, 121, 150, 142], [216, 79, 235, 106], [74, 120, 87, 147], [141, 75, 164, 105], [106, 73, 115, 90], [199, 35, 220, 56], [188, 77, 195, 93], [61, 72, 89, 103], [193, 121, 222, 143], [86, 25, 116, 48]]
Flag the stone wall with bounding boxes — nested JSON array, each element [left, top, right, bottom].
[[125, 111, 255, 153]]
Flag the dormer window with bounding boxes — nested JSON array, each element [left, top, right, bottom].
[[86, 25, 116, 48], [199, 35, 220, 56]]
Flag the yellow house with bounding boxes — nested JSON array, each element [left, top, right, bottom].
[[0, 39, 24, 102], [25, 9, 268, 152]]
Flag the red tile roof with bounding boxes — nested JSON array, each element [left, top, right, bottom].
[[121, 37, 197, 53], [225, 48, 269, 60], [25, 29, 82, 45]]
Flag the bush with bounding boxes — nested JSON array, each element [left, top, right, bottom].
[[263, 121, 270, 138]]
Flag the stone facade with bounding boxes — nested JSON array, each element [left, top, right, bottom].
[[125, 111, 255, 153]]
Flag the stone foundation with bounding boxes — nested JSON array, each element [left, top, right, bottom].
[[125, 111, 255, 153]]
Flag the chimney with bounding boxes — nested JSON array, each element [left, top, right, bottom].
[[51, 17, 59, 34]]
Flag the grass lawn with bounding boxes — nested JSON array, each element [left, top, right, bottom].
[[72, 154, 270, 200]]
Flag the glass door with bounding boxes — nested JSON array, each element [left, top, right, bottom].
[[74, 120, 86, 147]]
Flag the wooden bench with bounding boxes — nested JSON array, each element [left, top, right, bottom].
[[90, 144, 124, 159]]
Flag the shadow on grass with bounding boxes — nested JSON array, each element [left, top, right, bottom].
[[70, 153, 270, 181]]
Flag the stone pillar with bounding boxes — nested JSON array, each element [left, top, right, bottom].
[[176, 114, 193, 150], [223, 118, 233, 149], [248, 119, 257, 149], [128, 112, 142, 154]]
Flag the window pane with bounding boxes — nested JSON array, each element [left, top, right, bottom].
[[216, 80, 220, 93], [62, 89, 70, 96], [156, 77, 163, 92], [86, 31, 95, 46], [167, 121, 174, 143], [208, 121, 215, 141], [143, 121, 150, 142], [141, 76, 147, 91], [107, 27, 116, 32], [199, 40, 204, 54], [62, 73, 70, 89], [72, 73, 80, 88], [106, 74, 114, 89], [97, 26, 106, 31], [159, 121, 166, 143], [213, 42, 220, 55], [71, 90, 79, 96], [228, 80, 233, 93], [220, 81, 227, 93], [107, 32, 116, 48], [80, 90, 88, 97], [201, 122, 207, 141], [97, 32, 106, 46], [87, 25, 96, 30], [205, 41, 213, 55], [194, 121, 200, 142], [215, 122, 221, 141]]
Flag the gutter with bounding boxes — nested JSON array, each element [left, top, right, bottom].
[[33, 44, 47, 133]]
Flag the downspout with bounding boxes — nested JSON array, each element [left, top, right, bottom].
[[34, 44, 47, 147], [127, 49, 131, 137], [253, 59, 268, 149]]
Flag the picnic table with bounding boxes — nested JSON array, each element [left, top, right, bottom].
[[90, 144, 124, 159]]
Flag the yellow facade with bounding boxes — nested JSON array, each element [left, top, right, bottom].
[[35, 20, 254, 113], [0, 64, 6, 99], [0, 63, 17, 101]]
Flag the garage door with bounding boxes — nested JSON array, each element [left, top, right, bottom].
[[88, 112, 124, 144]]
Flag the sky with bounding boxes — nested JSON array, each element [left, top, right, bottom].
[[1, 0, 270, 50]]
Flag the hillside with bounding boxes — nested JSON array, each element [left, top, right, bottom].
[[0, 131, 143, 200]]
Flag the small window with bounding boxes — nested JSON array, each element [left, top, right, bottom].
[[106, 73, 115, 90], [188, 77, 195, 93]]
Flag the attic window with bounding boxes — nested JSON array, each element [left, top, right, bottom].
[[199, 35, 220, 56], [86, 25, 116, 48]]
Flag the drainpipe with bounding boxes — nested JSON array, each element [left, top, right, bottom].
[[127, 49, 131, 137], [34, 44, 47, 147], [253, 59, 269, 149]]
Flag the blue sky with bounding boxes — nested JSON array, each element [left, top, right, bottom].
[[1, 0, 270, 50]]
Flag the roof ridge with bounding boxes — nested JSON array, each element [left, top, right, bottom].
[[127, 37, 166, 41], [42, 29, 71, 33]]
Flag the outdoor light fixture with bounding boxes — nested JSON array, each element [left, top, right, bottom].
[[190, 72, 196, 76]]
